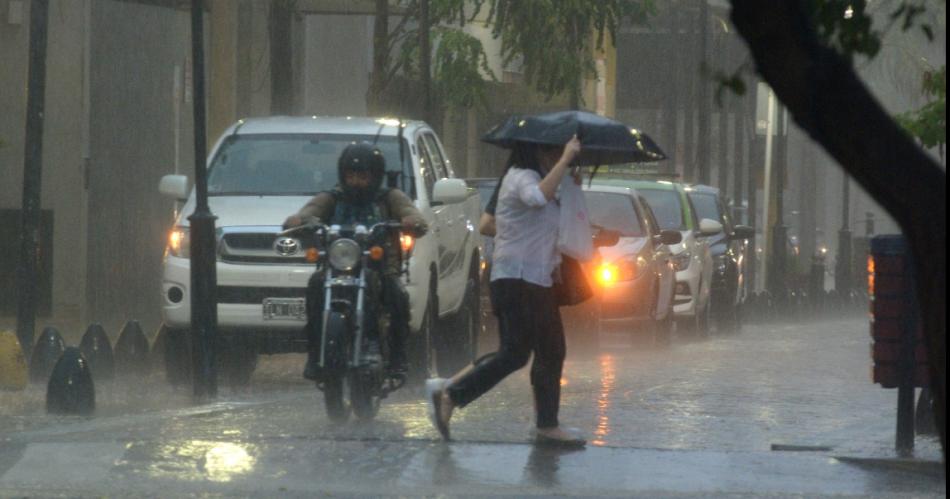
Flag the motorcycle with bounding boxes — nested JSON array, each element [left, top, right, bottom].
[[280, 221, 409, 421]]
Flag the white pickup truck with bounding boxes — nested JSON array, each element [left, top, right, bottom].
[[158, 116, 482, 385]]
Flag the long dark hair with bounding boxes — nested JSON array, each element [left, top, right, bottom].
[[505, 142, 543, 175]]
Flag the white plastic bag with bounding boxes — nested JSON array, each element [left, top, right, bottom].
[[557, 173, 594, 262]]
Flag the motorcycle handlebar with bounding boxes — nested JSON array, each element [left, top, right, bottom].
[[278, 221, 404, 237]]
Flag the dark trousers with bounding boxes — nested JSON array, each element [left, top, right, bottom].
[[447, 278, 566, 429]]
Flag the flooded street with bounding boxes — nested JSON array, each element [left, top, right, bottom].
[[1, 317, 943, 497]]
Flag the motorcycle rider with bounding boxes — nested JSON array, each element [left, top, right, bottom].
[[283, 142, 427, 380]]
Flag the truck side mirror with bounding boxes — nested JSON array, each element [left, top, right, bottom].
[[432, 178, 469, 205], [159, 174, 189, 201]]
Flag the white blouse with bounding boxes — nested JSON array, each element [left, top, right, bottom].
[[490, 167, 561, 287]]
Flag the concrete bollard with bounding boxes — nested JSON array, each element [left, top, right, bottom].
[[79, 324, 115, 383], [0, 330, 28, 391], [115, 320, 150, 377], [46, 347, 95, 415], [29, 326, 66, 384]]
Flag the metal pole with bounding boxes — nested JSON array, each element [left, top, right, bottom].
[[836, 175, 852, 297], [189, 0, 218, 399], [896, 248, 918, 456], [769, 106, 788, 304], [759, 88, 775, 293], [15, 0, 50, 361], [419, 0, 432, 123], [696, 0, 711, 185]]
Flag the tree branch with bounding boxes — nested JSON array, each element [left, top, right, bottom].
[[728, 0, 946, 455]]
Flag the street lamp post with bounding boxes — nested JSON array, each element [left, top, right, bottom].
[[835, 175, 852, 300], [189, 0, 218, 399], [15, 0, 50, 361]]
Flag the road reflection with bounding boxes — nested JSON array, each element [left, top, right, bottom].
[[592, 354, 615, 446]]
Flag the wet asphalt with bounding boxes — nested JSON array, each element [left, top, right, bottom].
[[0, 317, 944, 497]]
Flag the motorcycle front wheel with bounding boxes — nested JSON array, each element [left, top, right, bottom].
[[322, 374, 349, 422], [349, 369, 381, 421], [321, 311, 351, 422]]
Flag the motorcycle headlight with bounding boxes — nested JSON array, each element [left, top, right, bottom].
[[167, 227, 190, 258], [328, 238, 361, 271], [673, 251, 691, 272]]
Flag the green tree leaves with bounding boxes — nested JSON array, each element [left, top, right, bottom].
[[897, 65, 947, 150]]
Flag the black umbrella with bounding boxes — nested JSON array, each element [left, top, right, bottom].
[[482, 110, 666, 165]]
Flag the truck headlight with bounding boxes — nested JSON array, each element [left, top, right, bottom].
[[328, 239, 361, 271], [673, 251, 691, 272], [167, 227, 190, 258]]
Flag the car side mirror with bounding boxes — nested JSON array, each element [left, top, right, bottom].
[[731, 225, 755, 240], [658, 229, 682, 246], [159, 174, 189, 201], [698, 218, 723, 236], [432, 178, 469, 205], [592, 229, 620, 248]]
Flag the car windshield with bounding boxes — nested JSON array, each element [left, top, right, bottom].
[[689, 192, 721, 224], [207, 133, 413, 197], [584, 192, 644, 237], [639, 188, 686, 231]]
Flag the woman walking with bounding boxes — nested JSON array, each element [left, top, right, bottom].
[[426, 134, 585, 446]]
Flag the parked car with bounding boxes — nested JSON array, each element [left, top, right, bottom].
[[686, 185, 754, 333], [158, 116, 482, 385], [575, 183, 683, 342], [593, 177, 721, 335]]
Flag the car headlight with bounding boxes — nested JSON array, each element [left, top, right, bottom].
[[597, 256, 647, 285], [167, 227, 190, 258], [673, 251, 691, 272], [328, 238, 361, 271]]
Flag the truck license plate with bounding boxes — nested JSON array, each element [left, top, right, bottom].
[[262, 298, 306, 320]]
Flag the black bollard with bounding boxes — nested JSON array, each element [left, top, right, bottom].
[[79, 324, 115, 383], [46, 347, 95, 415], [115, 320, 150, 377], [29, 326, 65, 384]]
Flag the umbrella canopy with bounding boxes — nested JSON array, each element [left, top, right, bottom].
[[482, 110, 666, 165]]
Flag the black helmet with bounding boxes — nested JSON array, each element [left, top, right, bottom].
[[338, 141, 385, 202]]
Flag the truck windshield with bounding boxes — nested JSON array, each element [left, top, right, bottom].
[[584, 192, 644, 237], [207, 134, 414, 197], [639, 188, 686, 231]]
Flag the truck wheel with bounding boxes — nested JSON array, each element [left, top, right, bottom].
[[219, 338, 257, 389], [160, 325, 192, 387], [438, 274, 479, 377], [409, 284, 438, 384]]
